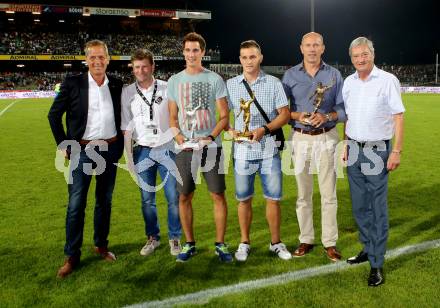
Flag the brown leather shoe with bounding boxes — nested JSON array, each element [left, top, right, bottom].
[[94, 246, 116, 262], [324, 246, 342, 262], [57, 256, 79, 278], [293, 243, 314, 257]]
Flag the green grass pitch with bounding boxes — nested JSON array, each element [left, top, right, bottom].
[[0, 94, 439, 307]]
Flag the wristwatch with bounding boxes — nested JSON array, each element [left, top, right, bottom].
[[325, 113, 332, 122]]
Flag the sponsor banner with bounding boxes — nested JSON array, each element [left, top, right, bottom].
[[42, 6, 82, 14], [3, 88, 436, 100], [68, 7, 83, 14], [140, 9, 175, 18], [401, 87, 440, 94], [116, 56, 131, 61], [42, 5, 68, 14], [0, 55, 214, 61], [83, 7, 140, 16], [0, 3, 41, 13], [0, 55, 85, 60], [0, 91, 56, 99], [175, 10, 211, 20]]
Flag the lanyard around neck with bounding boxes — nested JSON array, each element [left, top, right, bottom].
[[135, 80, 157, 121]]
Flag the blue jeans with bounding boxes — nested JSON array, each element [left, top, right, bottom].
[[234, 154, 282, 201], [133, 145, 181, 240], [65, 143, 118, 258], [347, 140, 390, 268]]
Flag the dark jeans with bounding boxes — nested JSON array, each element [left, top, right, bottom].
[[64, 143, 119, 258]]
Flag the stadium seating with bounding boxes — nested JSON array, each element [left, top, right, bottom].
[[0, 31, 220, 57]]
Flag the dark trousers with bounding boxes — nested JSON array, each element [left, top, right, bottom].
[[347, 140, 390, 268], [64, 143, 119, 258]]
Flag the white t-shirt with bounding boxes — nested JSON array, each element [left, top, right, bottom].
[[342, 66, 405, 142], [121, 79, 174, 147]]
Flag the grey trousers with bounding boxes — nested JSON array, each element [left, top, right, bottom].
[[347, 140, 390, 268]]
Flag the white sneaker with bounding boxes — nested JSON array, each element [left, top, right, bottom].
[[169, 239, 182, 256], [140, 237, 160, 256], [235, 243, 250, 262], [269, 242, 292, 260]]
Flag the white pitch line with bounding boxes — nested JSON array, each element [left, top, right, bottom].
[[0, 99, 20, 117], [126, 239, 440, 308]]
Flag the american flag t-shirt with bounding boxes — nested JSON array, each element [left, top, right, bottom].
[[179, 81, 213, 131]]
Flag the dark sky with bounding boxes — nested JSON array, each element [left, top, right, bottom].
[[195, 0, 439, 65]]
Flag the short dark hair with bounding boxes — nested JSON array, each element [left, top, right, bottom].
[[130, 49, 154, 65], [240, 40, 261, 53], [182, 32, 206, 51]]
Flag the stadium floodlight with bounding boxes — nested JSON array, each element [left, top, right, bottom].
[[59, 19, 65, 23], [436, 53, 439, 84], [6, 10, 14, 14], [8, 18, 14, 21], [34, 19, 40, 22], [16, 64, 25, 68]]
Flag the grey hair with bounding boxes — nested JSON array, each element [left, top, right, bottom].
[[349, 37, 374, 57]]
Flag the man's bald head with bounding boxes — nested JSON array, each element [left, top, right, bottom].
[[301, 32, 324, 45], [300, 32, 325, 66]]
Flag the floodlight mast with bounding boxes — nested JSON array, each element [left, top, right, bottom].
[[436, 53, 438, 84], [310, 0, 315, 32]]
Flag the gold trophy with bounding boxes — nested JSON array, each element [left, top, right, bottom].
[[300, 79, 335, 126], [235, 94, 255, 142]]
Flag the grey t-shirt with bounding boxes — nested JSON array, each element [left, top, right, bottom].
[[167, 68, 227, 147]]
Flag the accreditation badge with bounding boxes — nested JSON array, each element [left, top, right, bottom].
[[144, 121, 159, 143]]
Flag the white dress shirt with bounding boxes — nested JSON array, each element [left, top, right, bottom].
[[342, 66, 405, 142], [82, 72, 117, 140], [121, 79, 173, 147]]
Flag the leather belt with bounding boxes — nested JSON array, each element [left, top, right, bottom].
[[349, 139, 389, 148], [79, 136, 118, 145], [294, 126, 333, 136]]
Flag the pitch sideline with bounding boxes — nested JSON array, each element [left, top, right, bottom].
[[0, 99, 21, 117], [126, 239, 440, 307]]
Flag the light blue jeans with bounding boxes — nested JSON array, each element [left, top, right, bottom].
[[234, 154, 282, 201], [133, 145, 181, 240]]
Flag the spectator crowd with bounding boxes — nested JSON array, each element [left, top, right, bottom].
[[0, 31, 221, 58]]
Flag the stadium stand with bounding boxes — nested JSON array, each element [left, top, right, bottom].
[[210, 64, 438, 86], [0, 31, 220, 57], [0, 3, 436, 91], [0, 3, 219, 91]]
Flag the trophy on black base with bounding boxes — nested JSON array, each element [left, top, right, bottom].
[[299, 78, 335, 126]]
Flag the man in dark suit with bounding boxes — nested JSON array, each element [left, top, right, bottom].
[[48, 40, 124, 278]]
